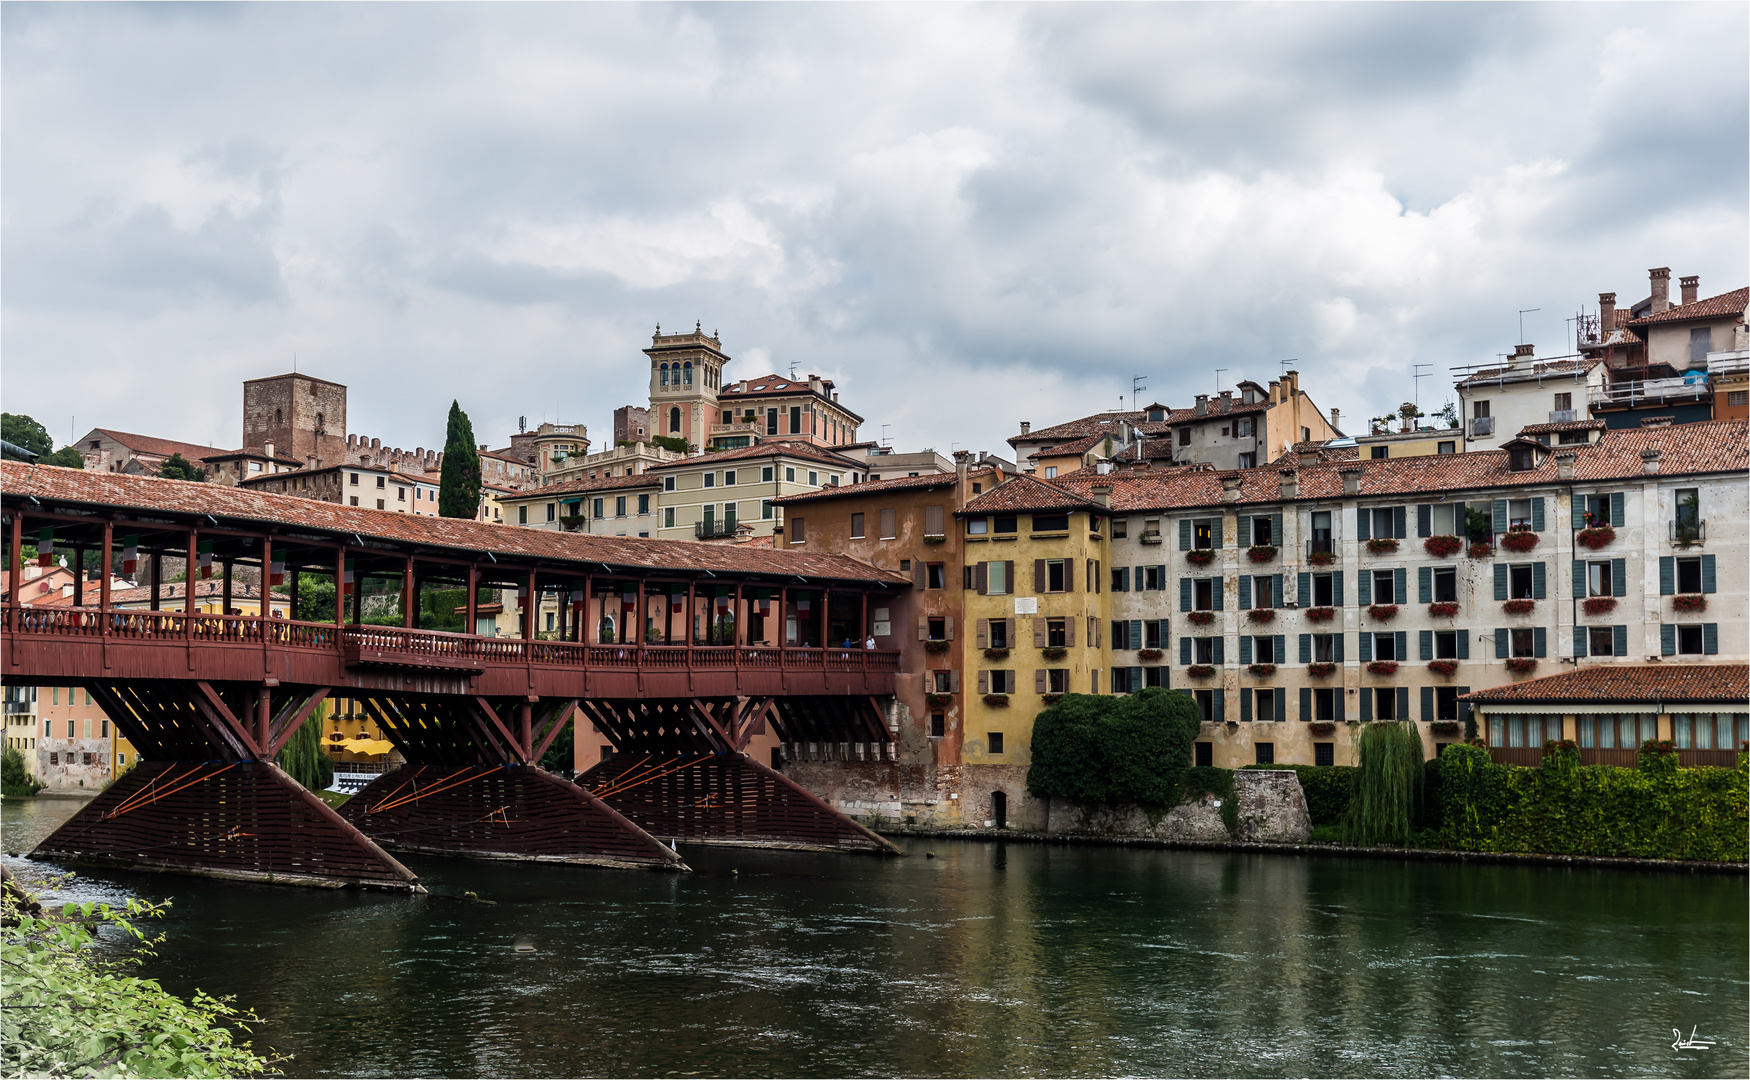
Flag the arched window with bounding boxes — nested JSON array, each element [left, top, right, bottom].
[[669, 406, 681, 433], [683, 361, 693, 386], [659, 363, 669, 387], [275, 408, 283, 424], [315, 413, 325, 432]]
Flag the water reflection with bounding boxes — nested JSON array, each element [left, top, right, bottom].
[[3, 797, 1743, 1078]]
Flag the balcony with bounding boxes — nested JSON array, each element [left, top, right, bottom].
[[1589, 377, 1711, 410], [1139, 532, 1162, 545], [695, 520, 740, 540], [1469, 416, 1494, 436], [1548, 409, 1576, 424], [708, 421, 762, 437]]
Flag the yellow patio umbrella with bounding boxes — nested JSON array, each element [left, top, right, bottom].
[[343, 739, 397, 757]]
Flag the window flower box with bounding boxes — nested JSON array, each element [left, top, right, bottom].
[[1309, 721, 1336, 736], [1426, 602, 1459, 617], [1186, 664, 1216, 678], [1307, 550, 1335, 566], [1427, 660, 1458, 677], [1423, 535, 1464, 558], [1041, 646, 1068, 660], [1366, 537, 1400, 555], [1247, 663, 1277, 678], [1186, 611, 1216, 626], [1430, 720, 1460, 735], [1303, 606, 1336, 622], [1505, 657, 1538, 674], [1502, 599, 1536, 615], [1186, 548, 1216, 566], [1246, 545, 1278, 563], [1041, 693, 1063, 705], [924, 639, 951, 653], [1366, 660, 1399, 676], [926, 693, 954, 706], [1467, 543, 1494, 559], [1581, 596, 1617, 616], [983, 693, 1010, 706], [1672, 593, 1708, 612], [1499, 527, 1540, 553], [983, 647, 1010, 660], [1306, 662, 1337, 678], [1246, 608, 1276, 624], [1367, 604, 1399, 622], [922, 534, 947, 545], [1137, 648, 1163, 661], [1575, 525, 1616, 550]]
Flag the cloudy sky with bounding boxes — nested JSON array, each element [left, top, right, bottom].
[[3, 2, 1745, 461]]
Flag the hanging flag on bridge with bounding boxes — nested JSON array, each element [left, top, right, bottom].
[[570, 581, 586, 614], [121, 535, 139, 576], [670, 586, 685, 614], [36, 527, 53, 567], [269, 554, 285, 587], [715, 586, 731, 610], [517, 583, 529, 611], [197, 541, 214, 579], [342, 559, 356, 595]]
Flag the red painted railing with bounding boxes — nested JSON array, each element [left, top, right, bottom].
[[3, 604, 901, 675]]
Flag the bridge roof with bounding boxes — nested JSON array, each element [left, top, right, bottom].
[[1, 462, 908, 586]]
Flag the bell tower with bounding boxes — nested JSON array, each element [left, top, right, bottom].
[[644, 322, 731, 452]]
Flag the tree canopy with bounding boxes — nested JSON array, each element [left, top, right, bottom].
[[1026, 688, 1202, 807], [438, 401, 482, 519], [2, 413, 83, 467], [158, 453, 206, 482]]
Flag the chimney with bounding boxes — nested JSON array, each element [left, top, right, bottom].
[[953, 449, 970, 503], [1510, 343, 1534, 367], [1598, 293, 1616, 337], [1268, 379, 1282, 404], [264, 441, 274, 460], [1554, 451, 1577, 481], [1194, 394, 1209, 416], [1090, 484, 1111, 508], [1329, 407, 1340, 431], [1278, 467, 1298, 500], [1218, 391, 1233, 413], [1680, 275, 1699, 306], [1640, 448, 1662, 474], [1221, 475, 1243, 503], [1298, 448, 1321, 467], [1338, 464, 1363, 496], [1649, 267, 1671, 314], [1019, 421, 1031, 437], [1284, 369, 1298, 396]]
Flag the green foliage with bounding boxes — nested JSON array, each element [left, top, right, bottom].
[[3, 413, 55, 457], [649, 435, 690, 455], [1026, 688, 1202, 808], [539, 715, 575, 776], [1341, 721, 1425, 847], [1462, 506, 1492, 543], [437, 401, 482, 519], [1435, 400, 1460, 429], [293, 573, 335, 623], [1439, 743, 1748, 861], [1, 891, 284, 1078], [157, 454, 206, 482], [42, 447, 85, 469], [275, 708, 333, 792], [3, 746, 42, 796]]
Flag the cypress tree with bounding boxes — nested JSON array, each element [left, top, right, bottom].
[[438, 401, 483, 519]]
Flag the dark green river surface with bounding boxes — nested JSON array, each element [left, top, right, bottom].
[[5, 797, 1745, 1078]]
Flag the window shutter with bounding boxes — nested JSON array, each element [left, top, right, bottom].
[[1704, 623, 1718, 655], [1359, 633, 1373, 663], [1130, 667, 1143, 693], [945, 617, 955, 640], [1531, 497, 1545, 531], [1032, 617, 1045, 648], [977, 670, 989, 694], [1360, 687, 1372, 720], [950, 670, 960, 693], [1532, 562, 1546, 600], [1036, 669, 1048, 694], [915, 562, 927, 589], [1357, 572, 1371, 607], [1094, 619, 1103, 648], [1397, 686, 1410, 718], [1238, 574, 1252, 610], [1272, 575, 1284, 607], [1492, 499, 1507, 533], [1180, 578, 1194, 612], [1034, 559, 1046, 592], [1609, 492, 1625, 528], [1533, 627, 1546, 658], [1240, 689, 1252, 722], [1298, 572, 1311, 607], [1240, 635, 1253, 664], [1395, 630, 1407, 658], [1212, 578, 1224, 612], [1301, 687, 1312, 721], [975, 562, 988, 595], [1456, 630, 1469, 660], [1494, 564, 1509, 601], [1419, 566, 1432, 604], [1275, 634, 1285, 660], [1066, 560, 1076, 592], [1154, 564, 1166, 590], [1118, 567, 1130, 592], [1005, 562, 1015, 591], [1393, 567, 1407, 605], [977, 619, 990, 649], [1065, 618, 1075, 646], [1299, 634, 1312, 664], [1179, 518, 1192, 550], [1237, 516, 1251, 545], [1495, 628, 1509, 658], [1702, 554, 1716, 593], [1212, 517, 1223, 548], [1660, 624, 1675, 656], [1611, 558, 1626, 597], [1334, 690, 1345, 723], [1572, 559, 1588, 599], [925, 504, 943, 535], [1393, 505, 1407, 539], [1271, 514, 1283, 546], [1659, 556, 1674, 595], [1420, 630, 1433, 660], [1604, 624, 1624, 657], [1573, 629, 1587, 658], [917, 617, 929, 642], [1455, 687, 1470, 728], [1213, 689, 1225, 722], [1212, 637, 1225, 665], [1181, 637, 1192, 665], [1275, 687, 1286, 721], [1355, 507, 1370, 541], [1416, 504, 1432, 538], [1159, 619, 1171, 646], [1332, 571, 1345, 607], [1421, 686, 1434, 721], [1333, 634, 1344, 663], [1130, 620, 1143, 649]]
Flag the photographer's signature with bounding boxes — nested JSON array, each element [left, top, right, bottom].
[[1671, 1026, 1714, 1052]]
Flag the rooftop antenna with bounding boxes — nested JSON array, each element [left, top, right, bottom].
[[1214, 368, 1229, 393], [1412, 364, 1433, 412], [788, 358, 800, 379], [880, 424, 892, 447], [1131, 375, 1148, 412], [1280, 359, 1297, 377], [1565, 313, 1578, 353], [1517, 308, 1540, 344]]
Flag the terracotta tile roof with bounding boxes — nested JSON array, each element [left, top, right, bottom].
[[1459, 359, 1598, 385], [1627, 287, 1749, 327], [1517, 419, 1608, 436], [502, 473, 660, 500], [1051, 420, 1748, 512], [958, 473, 1102, 516], [717, 375, 864, 421], [36, 579, 290, 608], [0, 462, 907, 584], [1459, 664, 1747, 705], [645, 440, 862, 472], [1111, 439, 1181, 463], [92, 429, 222, 464], [199, 446, 307, 466], [773, 467, 1002, 506], [1011, 411, 1163, 445], [1268, 442, 1360, 465], [1030, 433, 1117, 459]]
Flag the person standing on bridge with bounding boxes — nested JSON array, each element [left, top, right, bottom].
[[865, 634, 875, 650]]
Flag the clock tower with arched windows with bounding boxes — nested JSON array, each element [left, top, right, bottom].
[[645, 322, 730, 452]]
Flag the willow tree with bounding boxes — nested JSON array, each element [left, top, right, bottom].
[[277, 709, 333, 792], [1341, 721, 1425, 847], [438, 401, 482, 519]]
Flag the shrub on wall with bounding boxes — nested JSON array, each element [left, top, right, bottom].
[[1026, 688, 1202, 808]]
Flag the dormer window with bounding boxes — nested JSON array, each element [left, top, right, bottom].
[[1509, 447, 1535, 471]]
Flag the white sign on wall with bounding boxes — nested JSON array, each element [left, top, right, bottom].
[[1014, 597, 1039, 614]]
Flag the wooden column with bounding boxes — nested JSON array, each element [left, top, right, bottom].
[[464, 563, 477, 636], [519, 700, 533, 761], [523, 569, 537, 640], [686, 580, 696, 650], [73, 545, 84, 608], [185, 530, 198, 618], [402, 556, 415, 629], [6, 511, 20, 601], [351, 562, 363, 625], [221, 559, 233, 617], [580, 576, 592, 643], [150, 551, 162, 611], [260, 534, 273, 617], [860, 591, 868, 645], [779, 585, 788, 652], [100, 521, 115, 620], [734, 583, 745, 653], [257, 685, 271, 757], [335, 547, 347, 627]]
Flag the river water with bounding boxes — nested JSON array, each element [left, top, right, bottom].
[[4, 797, 1744, 1078]]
